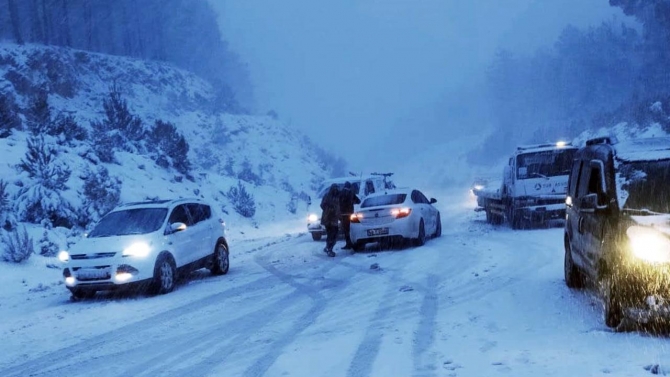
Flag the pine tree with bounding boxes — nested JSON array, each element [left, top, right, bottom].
[[0, 93, 21, 138]]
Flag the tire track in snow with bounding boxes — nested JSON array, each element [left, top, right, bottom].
[[412, 274, 439, 377]]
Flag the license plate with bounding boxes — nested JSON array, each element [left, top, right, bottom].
[[77, 268, 110, 280], [367, 228, 389, 236]]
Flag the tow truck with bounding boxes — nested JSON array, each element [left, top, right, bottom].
[[473, 141, 578, 229]]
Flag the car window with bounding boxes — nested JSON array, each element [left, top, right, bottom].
[[361, 194, 407, 208], [576, 164, 592, 199], [168, 205, 192, 225], [568, 160, 582, 198], [88, 208, 168, 237], [364, 180, 375, 196], [187, 203, 210, 224], [416, 191, 429, 204]]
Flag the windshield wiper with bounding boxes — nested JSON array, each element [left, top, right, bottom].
[[530, 172, 548, 179], [622, 208, 666, 216]]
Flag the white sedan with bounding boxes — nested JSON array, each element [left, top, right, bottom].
[[349, 188, 441, 251]]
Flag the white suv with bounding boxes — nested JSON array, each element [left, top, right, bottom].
[[58, 198, 229, 299]]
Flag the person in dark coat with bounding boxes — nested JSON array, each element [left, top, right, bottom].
[[320, 184, 340, 257], [339, 181, 361, 250]]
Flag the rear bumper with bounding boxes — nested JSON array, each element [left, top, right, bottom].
[[350, 217, 413, 243]]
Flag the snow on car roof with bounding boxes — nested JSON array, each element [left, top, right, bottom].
[[614, 137, 670, 162], [365, 187, 412, 197], [513, 144, 578, 155]]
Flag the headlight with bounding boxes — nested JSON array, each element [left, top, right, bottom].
[[58, 251, 70, 262], [308, 214, 319, 222], [122, 242, 151, 258], [627, 226, 670, 263], [473, 184, 484, 191]]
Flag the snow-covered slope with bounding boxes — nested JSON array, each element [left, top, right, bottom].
[[0, 43, 334, 246]]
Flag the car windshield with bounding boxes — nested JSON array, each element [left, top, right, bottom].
[[516, 149, 576, 179], [361, 194, 406, 208], [88, 208, 168, 237], [619, 159, 670, 214]]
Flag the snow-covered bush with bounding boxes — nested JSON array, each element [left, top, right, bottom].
[[227, 181, 256, 218], [91, 85, 145, 162], [25, 88, 51, 135], [52, 113, 88, 145], [1, 226, 34, 263], [79, 165, 121, 224], [147, 120, 191, 174], [0, 93, 21, 138], [0, 180, 14, 230], [15, 136, 76, 227], [38, 227, 59, 257], [287, 196, 298, 214]]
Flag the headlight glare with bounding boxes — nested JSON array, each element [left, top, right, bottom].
[[308, 214, 318, 222], [122, 242, 151, 258], [58, 251, 70, 262], [627, 226, 670, 263]]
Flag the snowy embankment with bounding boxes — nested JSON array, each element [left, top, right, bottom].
[[1, 186, 669, 377]]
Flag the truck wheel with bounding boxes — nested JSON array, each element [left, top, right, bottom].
[[311, 232, 322, 241]]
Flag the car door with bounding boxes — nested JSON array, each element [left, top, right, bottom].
[[166, 204, 194, 266], [416, 190, 436, 233], [410, 190, 427, 233], [580, 160, 607, 275], [565, 159, 584, 266], [186, 203, 214, 261]]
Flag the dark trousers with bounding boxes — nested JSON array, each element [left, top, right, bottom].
[[325, 225, 338, 251], [341, 215, 353, 246]]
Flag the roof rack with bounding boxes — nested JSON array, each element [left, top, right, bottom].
[[516, 141, 572, 151], [586, 136, 618, 146]]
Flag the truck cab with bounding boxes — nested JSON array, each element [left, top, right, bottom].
[[476, 142, 577, 228]]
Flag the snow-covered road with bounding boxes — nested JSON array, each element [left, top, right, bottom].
[[1, 190, 669, 376]]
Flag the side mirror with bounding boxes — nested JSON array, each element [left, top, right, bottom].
[[168, 222, 187, 234], [579, 193, 607, 213], [430, 198, 437, 204]]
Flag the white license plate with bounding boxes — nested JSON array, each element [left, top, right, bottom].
[[367, 228, 389, 236], [77, 268, 110, 280]]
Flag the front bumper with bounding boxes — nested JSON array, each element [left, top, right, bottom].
[[62, 255, 155, 290], [516, 203, 565, 222]]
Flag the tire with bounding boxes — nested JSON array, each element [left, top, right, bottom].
[[311, 232, 322, 241], [150, 253, 176, 295], [602, 275, 624, 329], [69, 288, 97, 300], [564, 239, 584, 289], [414, 219, 426, 246], [433, 213, 442, 238], [210, 241, 230, 275], [485, 209, 492, 224]]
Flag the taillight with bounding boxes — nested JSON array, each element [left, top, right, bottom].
[[350, 213, 362, 223], [391, 208, 411, 219]]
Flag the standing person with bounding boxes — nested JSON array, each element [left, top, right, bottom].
[[320, 184, 340, 257], [339, 181, 361, 250]]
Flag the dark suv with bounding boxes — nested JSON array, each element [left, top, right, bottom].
[[564, 136, 670, 329]]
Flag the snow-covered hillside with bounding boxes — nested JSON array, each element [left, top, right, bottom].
[[0, 43, 337, 248]]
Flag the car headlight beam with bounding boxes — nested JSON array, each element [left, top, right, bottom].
[[627, 226, 670, 264], [308, 214, 319, 222], [58, 251, 70, 262]]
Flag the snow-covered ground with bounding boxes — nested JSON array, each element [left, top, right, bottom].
[[1, 186, 669, 377]]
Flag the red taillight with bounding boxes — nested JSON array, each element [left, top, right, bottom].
[[350, 213, 362, 223], [391, 208, 411, 219]]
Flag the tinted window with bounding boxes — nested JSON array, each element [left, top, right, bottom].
[[361, 194, 407, 208], [89, 208, 168, 237], [169, 205, 191, 225], [619, 160, 670, 213], [568, 160, 582, 197], [576, 164, 592, 198], [187, 203, 210, 224], [416, 191, 429, 204]]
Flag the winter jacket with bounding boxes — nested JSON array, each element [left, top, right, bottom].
[[320, 184, 341, 227], [339, 185, 360, 215]]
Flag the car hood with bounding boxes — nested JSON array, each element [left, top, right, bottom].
[[69, 234, 156, 256], [631, 215, 670, 237]]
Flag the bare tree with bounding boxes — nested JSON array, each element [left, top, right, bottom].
[[7, 0, 23, 44]]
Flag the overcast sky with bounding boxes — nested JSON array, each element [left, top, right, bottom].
[[212, 1, 626, 173]]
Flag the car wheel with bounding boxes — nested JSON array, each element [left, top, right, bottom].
[[601, 275, 624, 329], [210, 241, 230, 275], [564, 239, 584, 289], [311, 232, 322, 241], [150, 253, 176, 295], [433, 213, 442, 238], [414, 219, 426, 246], [69, 288, 97, 300]]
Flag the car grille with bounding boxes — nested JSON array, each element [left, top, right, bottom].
[[71, 252, 117, 260]]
